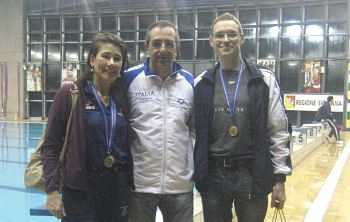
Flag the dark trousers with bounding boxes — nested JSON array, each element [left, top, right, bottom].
[[200, 158, 268, 222], [326, 119, 340, 141], [62, 168, 129, 222], [128, 191, 193, 222]]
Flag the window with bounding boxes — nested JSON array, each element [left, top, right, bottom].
[[101, 16, 116, 31], [281, 25, 301, 58], [179, 41, 193, 60], [29, 33, 42, 42], [197, 29, 210, 39], [64, 44, 79, 61], [260, 8, 278, 25], [305, 5, 324, 21], [158, 13, 174, 22], [29, 18, 42, 32], [46, 18, 60, 32], [243, 27, 256, 38], [327, 23, 346, 58], [83, 43, 91, 61], [23, 2, 350, 122], [197, 11, 214, 28], [179, 30, 193, 39], [325, 60, 345, 93], [259, 25, 279, 58], [139, 31, 146, 41], [126, 42, 136, 61], [138, 14, 155, 41], [241, 39, 256, 60], [239, 9, 256, 25], [83, 33, 97, 42], [260, 26, 279, 38], [196, 10, 212, 42], [304, 24, 324, 58], [282, 7, 301, 23], [196, 40, 212, 60], [328, 3, 347, 21], [64, 33, 79, 42], [281, 37, 301, 58], [178, 11, 193, 39], [46, 44, 61, 62], [29, 44, 43, 62], [280, 61, 300, 93], [327, 35, 346, 58], [83, 17, 98, 32], [328, 23, 346, 34], [139, 15, 154, 30], [120, 16, 135, 30], [45, 64, 61, 91], [29, 100, 42, 117], [259, 38, 278, 58], [64, 18, 79, 32], [120, 32, 135, 41], [47, 33, 60, 42], [138, 42, 147, 61]]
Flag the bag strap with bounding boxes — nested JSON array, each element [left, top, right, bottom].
[[58, 82, 79, 162], [58, 82, 79, 192]]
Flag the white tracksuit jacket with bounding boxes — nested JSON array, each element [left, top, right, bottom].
[[125, 58, 194, 194]]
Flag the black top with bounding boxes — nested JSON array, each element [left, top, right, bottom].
[[84, 84, 128, 171], [209, 66, 253, 158]]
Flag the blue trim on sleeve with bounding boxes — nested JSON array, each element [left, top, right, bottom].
[[126, 59, 194, 89], [125, 64, 144, 89], [178, 70, 194, 88]]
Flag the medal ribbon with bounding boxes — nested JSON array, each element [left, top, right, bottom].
[[88, 81, 116, 154], [219, 60, 244, 122]]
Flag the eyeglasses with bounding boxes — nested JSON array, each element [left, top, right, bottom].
[[213, 32, 240, 40], [150, 40, 176, 49]]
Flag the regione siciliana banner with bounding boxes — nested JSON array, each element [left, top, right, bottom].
[[284, 94, 344, 112]]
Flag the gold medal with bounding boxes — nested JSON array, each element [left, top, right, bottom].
[[229, 125, 238, 137], [104, 154, 116, 168]]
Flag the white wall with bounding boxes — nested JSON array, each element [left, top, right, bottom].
[[0, 0, 24, 120]]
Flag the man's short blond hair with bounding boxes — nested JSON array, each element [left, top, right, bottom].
[[210, 12, 243, 35]]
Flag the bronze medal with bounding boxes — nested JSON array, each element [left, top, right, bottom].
[[104, 154, 115, 168], [229, 125, 238, 137]]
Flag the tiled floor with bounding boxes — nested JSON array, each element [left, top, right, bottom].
[[1, 121, 349, 222], [264, 133, 349, 222], [324, 134, 350, 222]]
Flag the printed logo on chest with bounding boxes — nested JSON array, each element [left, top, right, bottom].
[[170, 98, 191, 111], [85, 101, 95, 110], [214, 106, 245, 113], [134, 90, 156, 103]]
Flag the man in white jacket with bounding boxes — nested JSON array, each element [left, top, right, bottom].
[[125, 20, 194, 222]]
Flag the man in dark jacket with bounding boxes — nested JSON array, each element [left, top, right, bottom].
[[193, 13, 292, 222], [317, 96, 344, 144]]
